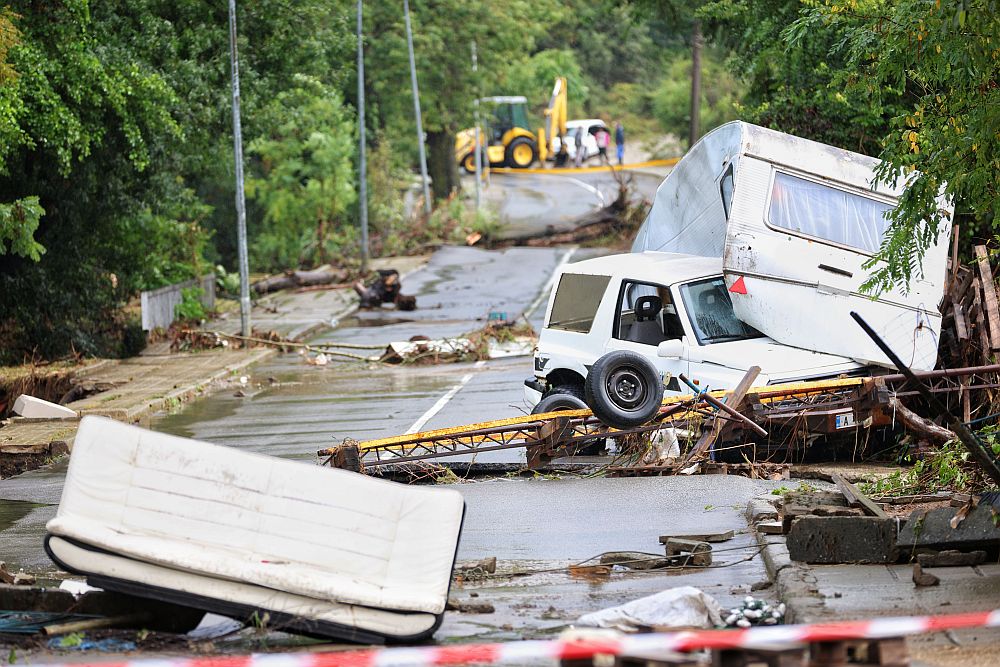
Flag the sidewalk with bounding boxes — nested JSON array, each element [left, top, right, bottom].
[[750, 496, 1000, 664], [0, 255, 429, 462]]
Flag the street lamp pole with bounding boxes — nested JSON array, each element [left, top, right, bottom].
[[227, 0, 251, 337], [472, 40, 481, 212], [357, 0, 369, 272], [403, 0, 432, 216]]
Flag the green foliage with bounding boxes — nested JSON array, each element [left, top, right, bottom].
[[502, 49, 590, 119], [862, 425, 1000, 497], [0, 196, 44, 260], [791, 0, 1000, 293], [215, 264, 241, 297], [174, 287, 207, 322], [55, 632, 84, 649], [246, 75, 357, 270], [704, 0, 898, 153], [653, 49, 740, 143]]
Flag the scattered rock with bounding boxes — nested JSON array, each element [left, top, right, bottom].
[[912, 563, 940, 587], [600, 551, 671, 570], [446, 598, 495, 614]]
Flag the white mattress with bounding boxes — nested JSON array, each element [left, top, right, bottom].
[[46, 416, 464, 640]]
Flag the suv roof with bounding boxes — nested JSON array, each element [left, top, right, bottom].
[[561, 251, 721, 285]]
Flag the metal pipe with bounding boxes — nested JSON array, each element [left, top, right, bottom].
[[403, 0, 432, 216], [356, 0, 369, 272], [680, 374, 768, 437], [227, 0, 251, 337]]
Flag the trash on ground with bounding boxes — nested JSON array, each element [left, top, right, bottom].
[[46, 636, 137, 652], [12, 394, 77, 419], [44, 415, 466, 643], [576, 586, 723, 631], [723, 596, 785, 628], [445, 599, 495, 614], [354, 269, 416, 311]]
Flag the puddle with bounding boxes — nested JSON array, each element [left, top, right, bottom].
[[339, 315, 414, 328], [0, 499, 44, 533]]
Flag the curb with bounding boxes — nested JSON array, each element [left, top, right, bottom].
[[746, 497, 828, 624]]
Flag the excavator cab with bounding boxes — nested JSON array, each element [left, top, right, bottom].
[[455, 96, 539, 172]]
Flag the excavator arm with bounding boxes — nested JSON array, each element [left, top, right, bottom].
[[539, 77, 567, 163]]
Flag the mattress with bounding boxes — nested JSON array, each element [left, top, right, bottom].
[[45, 416, 465, 643]]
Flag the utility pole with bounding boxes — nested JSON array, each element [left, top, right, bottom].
[[228, 0, 251, 337], [403, 0, 432, 216], [356, 0, 369, 272], [471, 40, 481, 212], [688, 19, 703, 149]]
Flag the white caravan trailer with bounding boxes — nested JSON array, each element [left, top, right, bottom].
[[632, 121, 953, 371]]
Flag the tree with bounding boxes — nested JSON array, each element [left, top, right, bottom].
[[789, 0, 1000, 292], [365, 0, 557, 202], [246, 75, 357, 270]]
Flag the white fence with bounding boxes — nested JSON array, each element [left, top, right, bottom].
[[140, 275, 216, 331]]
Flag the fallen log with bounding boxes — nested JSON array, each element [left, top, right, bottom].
[[252, 267, 349, 295], [888, 396, 957, 445]]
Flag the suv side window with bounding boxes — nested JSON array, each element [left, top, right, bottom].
[[614, 281, 684, 346]]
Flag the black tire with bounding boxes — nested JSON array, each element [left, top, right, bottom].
[[460, 151, 484, 174], [584, 351, 663, 429], [531, 384, 587, 414], [532, 385, 605, 455], [505, 137, 538, 168]]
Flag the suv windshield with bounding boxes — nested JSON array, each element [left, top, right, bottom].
[[679, 277, 762, 345], [547, 273, 611, 333]]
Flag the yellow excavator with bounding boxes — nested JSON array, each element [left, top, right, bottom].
[[455, 77, 567, 172]]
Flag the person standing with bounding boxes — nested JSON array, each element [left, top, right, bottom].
[[615, 121, 625, 166], [595, 125, 611, 164], [573, 126, 585, 167]]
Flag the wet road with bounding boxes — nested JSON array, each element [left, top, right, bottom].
[[0, 240, 787, 643], [483, 168, 665, 239]]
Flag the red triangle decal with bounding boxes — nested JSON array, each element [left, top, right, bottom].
[[729, 276, 748, 295]]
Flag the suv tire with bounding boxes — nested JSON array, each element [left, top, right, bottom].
[[585, 351, 663, 429]]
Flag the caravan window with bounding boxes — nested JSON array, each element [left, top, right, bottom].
[[767, 172, 894, 254]]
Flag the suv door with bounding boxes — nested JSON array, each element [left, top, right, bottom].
[[603, 280, 686, 395]]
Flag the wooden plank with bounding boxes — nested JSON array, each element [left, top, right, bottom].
[[974, 245, 1000, 351], [683, 366, 761, 464], [952, 296, 969, 341], [950, 224, 960, 289], [972, 284, 992, 354], [832, 472, 888, 519]]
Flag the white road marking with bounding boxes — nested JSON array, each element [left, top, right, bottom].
[[524, 247, 577, 320], [405, 360, 487, 435], [565, 176, 607, 207]]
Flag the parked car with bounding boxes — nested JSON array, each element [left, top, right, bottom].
[[550, 119, 607, 161]]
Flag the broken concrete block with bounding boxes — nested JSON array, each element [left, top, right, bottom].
[[782, 490, 847, 508], [12, 395, 78, 419], [782, 504, 865, 532], [897, 504, 1000, 551], [658, 529, 734, 544], [757, 521, 785, 535], [916, 550, 987, 567], [664, 538, 712, 566], [12, 573, 35, 586], [786, 516, 898, 564]]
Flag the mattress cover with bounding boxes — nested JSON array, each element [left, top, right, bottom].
[[46, 416, 464, 616]]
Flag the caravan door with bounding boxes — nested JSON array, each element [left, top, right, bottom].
[[723, 159, 951, 371]]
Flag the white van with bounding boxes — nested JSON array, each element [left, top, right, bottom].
[[632, 121, 953, 372]]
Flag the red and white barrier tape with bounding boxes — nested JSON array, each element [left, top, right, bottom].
[[37, 609, 1000, 667]]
